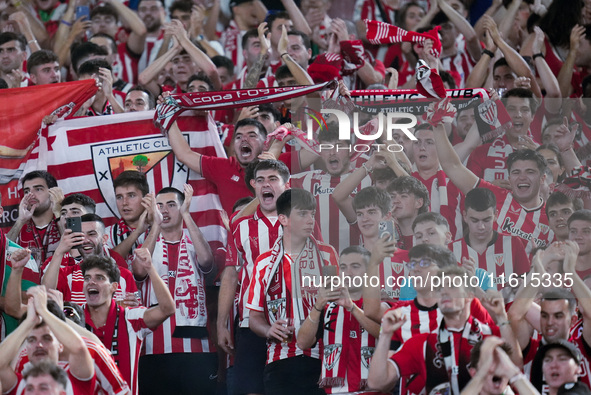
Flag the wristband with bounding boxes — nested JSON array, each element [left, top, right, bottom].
[[362, 162, 373, 174], [560, 145, 574, 153], [346, 304, 354, 312], [482, 49, 495, 58], [498, 320, 510, 328], [509, 373, 526, 385], [313, 304, 323, 312], [60, 19, 72, 26], [27, 39, 37, 45], [533, 52, 544, 60], [280, 53, 289, 58]]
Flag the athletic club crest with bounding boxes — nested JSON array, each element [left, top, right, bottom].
[[494, 254, 504, 267], [360, 346, 375, 369], [267, 298, 286, 323], [324, 344, 342, 370], [91, 135, 189, 218], [538, 223, 550, 234], [478, 100, 497, 126]]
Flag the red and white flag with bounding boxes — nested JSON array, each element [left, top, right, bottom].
[[25, 111, 227, 250]]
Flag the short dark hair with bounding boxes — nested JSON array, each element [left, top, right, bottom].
[[502, 87, 537, 114], [352, 186, 391, 217], [340, 245, 371, 264], [277, 188, 316, 217], [0, 32, 26, 51], [27, 50, 59, 74], [81, 213, 105, 234], [506, 149, 547, 174], [90, 33, 118, 55], [536, 143, 564, 170], [493, 57, 510, 73], [275, 65, 293, 82], [253, 159, 290, 184], [90, 3, 119, 22], [546, 191, 582, 217], [287, 29, 311, 50], [439, 70, 456, 89], [23, 362, 68, 390], [0, 78, 7, 89], [541, 288, 577, 316], [464, 188, 497, 212], [70, 41, 108, 73], [126, 86, 155, 109], [62, 193, 97, 214], [187, 71, 214, 91], [567, 209, 591, 228], [470, 340, 512, 369], [78, 59, 112, 77], [372, 167, 397, 185], [241, 28, 259, 49], [235, 118, 268, 139], [317, 123, 341, 143], [387, 176, 430, 214], [258, 103, 281, 123], [211, 55, 235, 75], [169, 0, 192, 14], [266, 11, 290, 30], [408, 244, 457, 268], [412, 212, 449, 231], [113, 171, 149, 196], [157, 186, 185, 204], [63, 302, 85, 327], [80, 254, 121, 284], [232, 196, 254, 213], [22, 171, 58, 189]]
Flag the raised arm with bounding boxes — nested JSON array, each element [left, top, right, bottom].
[[363, 236, 397, 322], [281, 0, 311, 36], [181, 184, 214, 273], [562, 240, 591, 347], [431, 114, 479, 194], [530, 27, 561, 114], [244, 22, 271, 89], [277, 26, 314, 86], [112, 196, 151, 260], [557, 25, 585, 97], [331, 156, 373, 223], [4, 248, 30, 318], [134, 248, 175, 328], [42, 229, 84, 290], [465, 28, 498, 89], [437, 0, 481, 62], [166, 120, 203, 174], [106, 0, 147, 55]]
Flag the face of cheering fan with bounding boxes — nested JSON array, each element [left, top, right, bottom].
[[233, 125, 266, 166]]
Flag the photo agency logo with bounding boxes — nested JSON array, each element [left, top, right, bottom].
[[304, 107, 419, 153]]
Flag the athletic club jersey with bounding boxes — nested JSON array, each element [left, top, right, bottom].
[[17, 217, 61, 266], [467, 134, 515, 182], [389, 318, 499, 395], [138, 31, 164, 74], [246, 238, 339, 364], [438, 42, 476, 88], [478, 179, 554, 250], [221, 21, 246, 71], [226, 206, 282, 327], [142, 236, 216, 355], [379, 249, 409, 301], [105, 219, 148, 269], [412, 169, 464, 240], [85, 303, 152, 395], [290, 170, 371, 253], [449, 232, 530, 290], [41, 251, 138, 306], [15, 337, 129, 395], [318, 299, 378, 394]]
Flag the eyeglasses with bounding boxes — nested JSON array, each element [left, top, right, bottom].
[[63, 306, 81, 322], [406, 258, 436, 269]]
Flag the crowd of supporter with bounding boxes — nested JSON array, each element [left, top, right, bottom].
[[2, 0, 591, 394]]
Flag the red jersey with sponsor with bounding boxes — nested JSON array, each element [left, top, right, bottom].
[[246, 238, 339, 364], [379, 249, 409, 301], [478, 179, 554, 250], [201, 153, 298, 215], [85, 303, 152, 395], [412, 169, 464, 240], [389, 317, 499, 395], [226, 206, 282, 327], [15, 337, 129, 395], [41, 251, 138, 306], [449, 232, 530, 289], [467, 134, 515, 182], [290, 170, 372, 253]]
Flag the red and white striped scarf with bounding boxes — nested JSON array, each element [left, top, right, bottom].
[[264, 236, 324, 326], [319, 299, 376, 393], [155, 235, 207, 330]]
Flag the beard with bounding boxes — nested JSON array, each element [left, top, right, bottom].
[[78, 242, 104, 259]]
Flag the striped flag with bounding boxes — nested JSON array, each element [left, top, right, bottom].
[[24, 111, 227, 251]]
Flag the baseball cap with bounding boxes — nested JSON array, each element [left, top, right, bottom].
[[229, 0, 253, 7], [558, 382, 591, 395], [539, 340, 582, 365]]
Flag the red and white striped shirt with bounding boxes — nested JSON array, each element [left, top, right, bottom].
[[221, 21, 246, 72], [113, 43, 140, 85], [138, 31, 164, 74], [142, 236, 216, 355], [105, 219, 148, 270], [378, 249, 409, 301], [85, 303, 152, 395], [439, 40, 476, 88], [450, 232, 530, 289], [7, 371, 95, 395], [467, 134, 515, 182], [479, 179, 554, 250], [412, 169, 464, 241], [41, 251, 138, 307], [290, 170, 371, 253], [226, 206, 282, 327], [246, 238, 339, 364]]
